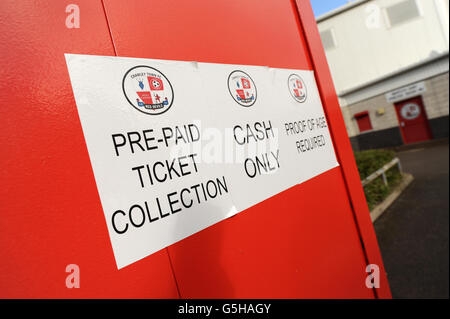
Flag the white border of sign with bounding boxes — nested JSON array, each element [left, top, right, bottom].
[[65, 54, 339, 269]]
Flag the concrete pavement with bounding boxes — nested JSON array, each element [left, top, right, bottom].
[[374, 141, 449, 299]]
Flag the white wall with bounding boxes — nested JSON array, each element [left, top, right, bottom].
[[318, 0, 450, 95]]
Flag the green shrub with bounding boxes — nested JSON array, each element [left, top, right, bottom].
[[354, 149, 403, 210]]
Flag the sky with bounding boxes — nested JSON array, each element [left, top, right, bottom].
[[310, 0, 350, 17]]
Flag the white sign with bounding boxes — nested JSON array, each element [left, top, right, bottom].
[[65, 54, 339, 269], [197, 63, 301, 211], [270, 68, 339, 185], [385, 81, 426, 103], [195, 63, 339, 211], [65, 55, 238, 269]]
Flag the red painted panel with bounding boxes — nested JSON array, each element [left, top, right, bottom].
[[294, 0, 391, 298], [0, 0, 390, 298], [103, 0, 375, 298], [0, 0, 178, 298], [102, 0, 313, 69], [168, 168, 373, 298], [394, 96, 432, 144]]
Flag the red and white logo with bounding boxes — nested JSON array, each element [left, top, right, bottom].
[[148, 76, 164, 91], [122, 66, 174, 115], [400, 103, 420, 120], [227, 70, 257, 107], [288, 74, 307, 103]]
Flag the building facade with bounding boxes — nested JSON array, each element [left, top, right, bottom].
[[317, 0, 449, 150]]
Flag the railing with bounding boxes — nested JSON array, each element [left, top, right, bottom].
[[361, 157, 402, 187]]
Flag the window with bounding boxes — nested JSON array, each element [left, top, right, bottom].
[[354, 111, 373, 133], [320, 29, 336, 50], [386, 0, 420, 27]]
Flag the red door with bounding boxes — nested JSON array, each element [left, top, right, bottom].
[[394, 96, 432, 144]]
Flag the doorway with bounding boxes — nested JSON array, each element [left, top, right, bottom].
[[394, 96, 432, 144]]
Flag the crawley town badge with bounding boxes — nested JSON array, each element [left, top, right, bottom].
[[122, 66, 174, 115], [227, 70, 257, 107], [288, 74, 307, 103], [400, 103, 421, 120]]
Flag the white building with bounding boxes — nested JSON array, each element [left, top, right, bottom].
[[317, 0, 449, 150]]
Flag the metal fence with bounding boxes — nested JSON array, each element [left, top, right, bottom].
[[361, 157, 402, 187]]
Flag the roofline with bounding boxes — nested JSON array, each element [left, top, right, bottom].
[[316, 0, 371, 23], [338, 51, 450, 96]]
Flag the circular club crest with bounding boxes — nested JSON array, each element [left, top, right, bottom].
[[400, 103, 421, 120], [227, 70, 257, 107], [122, 66, 174, 115], [288, 74, 307, 103]]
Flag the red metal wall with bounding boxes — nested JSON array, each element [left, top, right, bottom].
[[0, 0, 390, 298]]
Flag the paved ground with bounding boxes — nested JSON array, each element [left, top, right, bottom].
[[374, 141, 449, 299]]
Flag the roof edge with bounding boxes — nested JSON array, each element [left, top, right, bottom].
[[316, 0, 371, 23]]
